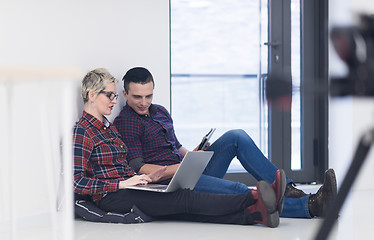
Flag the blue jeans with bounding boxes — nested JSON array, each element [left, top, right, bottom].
[[193, 129, 311, 218]]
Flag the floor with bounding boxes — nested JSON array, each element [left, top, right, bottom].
[[74, 186, 373, 240]]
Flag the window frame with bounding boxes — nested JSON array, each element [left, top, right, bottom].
[[268, 0, 329, 183]]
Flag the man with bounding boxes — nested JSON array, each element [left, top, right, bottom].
[[113, 67, 337, 218]]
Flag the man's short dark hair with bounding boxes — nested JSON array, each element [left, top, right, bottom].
[[122, 67, 154, 93]]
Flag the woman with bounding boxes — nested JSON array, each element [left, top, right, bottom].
[[73, 68, 286, 227]]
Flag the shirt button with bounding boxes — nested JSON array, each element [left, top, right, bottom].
[[103, 127, 107, 130], [120, 145, 124, 148]]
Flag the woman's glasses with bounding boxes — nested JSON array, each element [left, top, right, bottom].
[[99, 90, 119, 101]]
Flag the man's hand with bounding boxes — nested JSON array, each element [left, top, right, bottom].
[[147, 166, 167, 182], [193, 142, 210, 151], [138, 164, 180, 181]]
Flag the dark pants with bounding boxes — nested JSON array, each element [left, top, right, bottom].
[[98, 189, 257, 225]]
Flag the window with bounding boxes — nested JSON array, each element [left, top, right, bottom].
[[291, 0, 301, 170], [170, 0, 329, 183], [171, 0, 269, 173]]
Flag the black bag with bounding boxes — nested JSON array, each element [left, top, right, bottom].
[[74, 199, 153, 224]]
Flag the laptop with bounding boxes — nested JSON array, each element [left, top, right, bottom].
[[126, 151, 214, 192]]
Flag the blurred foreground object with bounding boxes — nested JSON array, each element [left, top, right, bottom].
[[265, 74, 292, 111], [330, 14, 374, 97]]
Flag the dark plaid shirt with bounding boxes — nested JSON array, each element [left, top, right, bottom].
[[73, 111, 135, 203], [113, 104, 183, 172]]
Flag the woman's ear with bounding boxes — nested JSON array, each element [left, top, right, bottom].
[[88, 90, 96, 102]]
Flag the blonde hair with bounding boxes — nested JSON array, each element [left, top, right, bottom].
[[81, 68, 118, 103]]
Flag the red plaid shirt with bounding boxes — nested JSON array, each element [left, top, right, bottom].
[[73, 111, 135, 203]]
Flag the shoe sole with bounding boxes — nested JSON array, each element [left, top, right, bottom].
[[258, 181, 279, 228], [277, 169, 286, 214]]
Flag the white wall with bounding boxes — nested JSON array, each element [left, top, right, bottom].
[[0, 0, 171, 115], [0, 1, 170, 239], [329, 0, 374, 191]]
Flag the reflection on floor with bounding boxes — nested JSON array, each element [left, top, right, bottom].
[[74, 186, 374, 240]]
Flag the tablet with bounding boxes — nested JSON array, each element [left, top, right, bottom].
[[197, 128, 216, 150]]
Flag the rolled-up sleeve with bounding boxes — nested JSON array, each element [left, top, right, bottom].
[[127, 157, 145, 172]]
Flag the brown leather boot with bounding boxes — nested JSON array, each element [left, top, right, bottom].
[[284, 182, 308, 198], [308, 169, 337, 217]]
